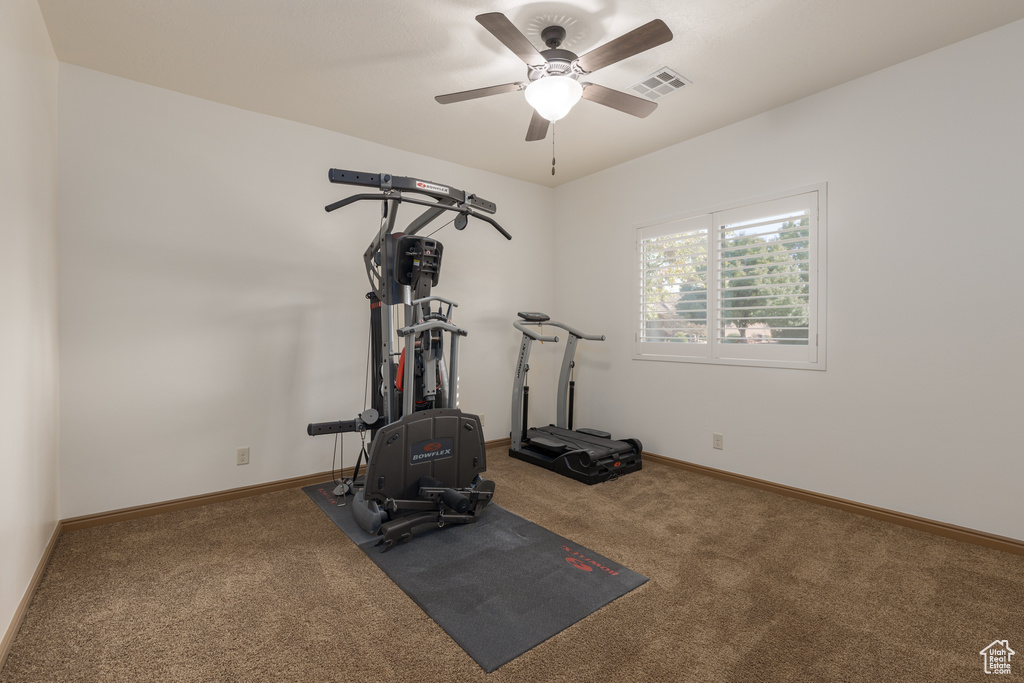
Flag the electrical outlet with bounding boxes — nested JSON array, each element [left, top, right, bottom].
[[479, 414, 486, 426], [236, 447, 250, 466], [713, 433, 724, 450]]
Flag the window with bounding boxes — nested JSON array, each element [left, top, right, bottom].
[[635, 185, 826, 369]]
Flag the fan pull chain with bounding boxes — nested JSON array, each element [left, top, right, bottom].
[[551, 122, 556, 176]]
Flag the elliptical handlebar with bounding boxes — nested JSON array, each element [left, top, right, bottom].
[[546, 321, 605, 342], [514, 320, 559, 343], [514, 318, 604, 342]]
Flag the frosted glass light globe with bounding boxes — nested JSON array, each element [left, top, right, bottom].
[[524, 76, 583, 122]]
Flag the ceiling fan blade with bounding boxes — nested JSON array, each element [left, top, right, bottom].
[[581, 83, 658, 118], [526, 110, 550, 142], [476, 12, 546, 67], [575, 19, 673, 73], [435, 82, 525, 104]]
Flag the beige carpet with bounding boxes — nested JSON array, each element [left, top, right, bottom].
[[2, 446, 1022, 681]]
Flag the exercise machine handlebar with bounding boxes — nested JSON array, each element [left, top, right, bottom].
[[325, 169, 512, 241], [327, 169, 496, 214], [514, 320, 559, 343], [325, 193, 511, 241], [307, 408, 380, 436], [514, 319, 603, 342], [412, 295, 458, 308], [398, 320, 468, 337], [397, 317, 466, 417], [544, 321, 605, 342]]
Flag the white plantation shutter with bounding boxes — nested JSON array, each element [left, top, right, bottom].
[[636, 214, 711, 356], [635, 186, 826, 369], [713, 192, 818, 364]]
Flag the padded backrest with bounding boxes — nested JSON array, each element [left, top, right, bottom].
[[363, 408, 486, 503]]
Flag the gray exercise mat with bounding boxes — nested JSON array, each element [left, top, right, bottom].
[[303, 482, 648, 672]]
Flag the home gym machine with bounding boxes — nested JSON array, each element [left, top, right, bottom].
[[307, 169, 511, 550], [510, 312, 642, 485]]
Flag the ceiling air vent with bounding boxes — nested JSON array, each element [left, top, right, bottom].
[[629, 67, 690, 101]]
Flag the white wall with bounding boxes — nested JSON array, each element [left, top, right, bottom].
[[553, 19, 1024, 541], [0, 0, 60, 651], [57, 65, 555, 518], [47, 13, 1024, 541]]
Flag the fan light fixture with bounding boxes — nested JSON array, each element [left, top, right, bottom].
[[524, 76, 583, 122], [436, 14, 673, 142]]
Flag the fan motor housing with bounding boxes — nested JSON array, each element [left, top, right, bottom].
[[529, 48, 579, 80]]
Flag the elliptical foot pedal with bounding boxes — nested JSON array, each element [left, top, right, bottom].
[[576, 428, 612, 439]]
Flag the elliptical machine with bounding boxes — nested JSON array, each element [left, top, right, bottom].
[[308, 169, 511, 550], [510, 312, 643, 485]]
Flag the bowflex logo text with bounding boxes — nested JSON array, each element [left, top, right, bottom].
[[409, 437, 454, 464], [416, 180, 450, 195], [562, 545, 619, 576]]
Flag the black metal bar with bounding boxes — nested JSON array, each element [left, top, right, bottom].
[[307, 419, 361, 436], [466, 194, 497, 215], [327, 169, 382, 187], [325, 192, 384, 213], [568, 380, 575, 431]]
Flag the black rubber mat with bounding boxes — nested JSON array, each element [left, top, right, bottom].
[[303, 482, 648, 672]]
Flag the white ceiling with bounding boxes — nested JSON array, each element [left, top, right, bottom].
[[37, 1, 1024, 187]]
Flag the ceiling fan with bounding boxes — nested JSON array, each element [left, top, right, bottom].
[[436, 12, 673, 142]]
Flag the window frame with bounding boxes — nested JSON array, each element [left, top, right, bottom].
[[633, 183, 827, 371]]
